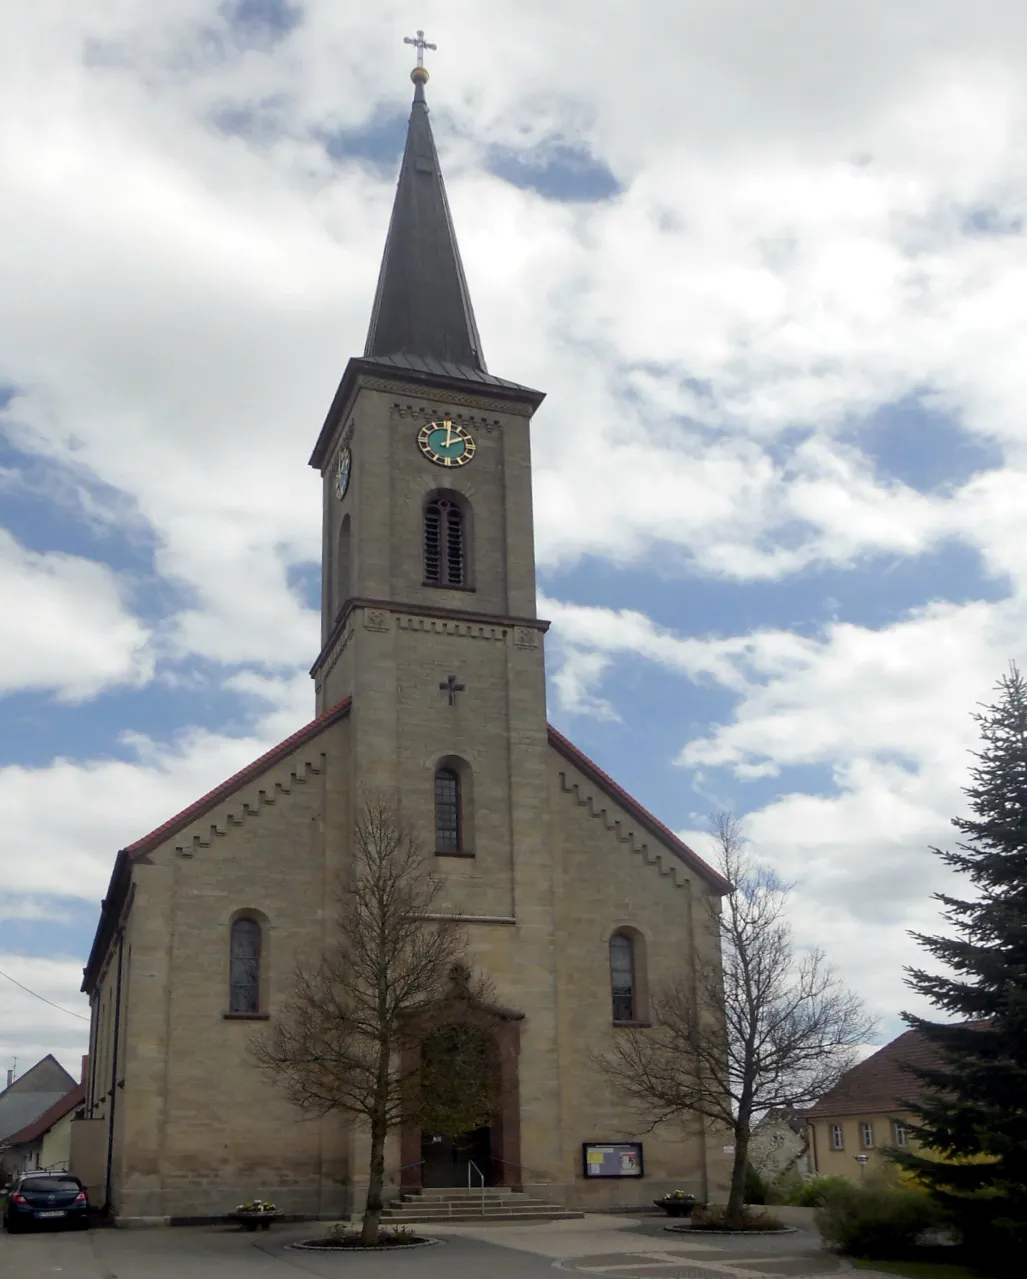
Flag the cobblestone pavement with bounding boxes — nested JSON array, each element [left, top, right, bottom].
[[430, 1217, 850, 1279], [0, 1213, 885, 1279]]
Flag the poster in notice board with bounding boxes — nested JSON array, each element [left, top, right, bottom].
[[582, 1142, 644, 1178]]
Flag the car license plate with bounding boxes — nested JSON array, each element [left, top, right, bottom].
[[37, 1210, 66, 1218]]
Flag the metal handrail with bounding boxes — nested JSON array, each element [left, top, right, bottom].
[[490, 1156, 557, 1184], [467, 1158, 485, 1211]]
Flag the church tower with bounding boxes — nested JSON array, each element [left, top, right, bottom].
[[308, 54, 549, 916]]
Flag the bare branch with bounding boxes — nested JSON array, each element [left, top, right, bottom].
[[598, 812, 876, 1224], [250, 791, 507, 1243]]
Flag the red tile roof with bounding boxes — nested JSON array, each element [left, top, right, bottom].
[[547, 725, 731, 892], [120, 699, 723, 887], [2, 1083, 85, 1148], [805, 1029, 942, 1118], [82, 698, 352, 994], [84, 698, 728, 993], [124, 697, 351, 858]]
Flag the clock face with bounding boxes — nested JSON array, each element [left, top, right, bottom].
[[335, 446, 351, 500], [417, 419, 476, 468]]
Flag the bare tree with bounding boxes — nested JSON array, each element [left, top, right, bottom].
[[600, 814, 876, 1224], [251, 794, 502, 1244]]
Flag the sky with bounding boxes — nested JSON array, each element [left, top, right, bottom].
[[3, 0, 1027, 1080]]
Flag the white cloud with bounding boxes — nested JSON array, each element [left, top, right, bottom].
[[0, 955, 89, 1081], [5, 0, 1027, 1053], [0, 529, 153, 701], [0, 696, 312, 904], [545, 587, 1027, 1027], [0, 894, 74, 924], [3, 0, 1027, 640]]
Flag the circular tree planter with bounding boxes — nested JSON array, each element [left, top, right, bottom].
[[291, 1233, 441, 1252], [666, 1223, 798, 1236]]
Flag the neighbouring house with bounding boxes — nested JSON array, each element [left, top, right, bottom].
[[748, 1109, 811, 1182], [805, 1029, 940, 1180], [1, 1076, 86, 1175], [0, 1055, 77, 1169]]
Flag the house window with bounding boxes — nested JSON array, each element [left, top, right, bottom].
[[434, 768, 461, 853], [861, 1122, 874, 1149], [424, 498, 465, 587], [892, 1121, 907, 1147], [609, 933, 635, 1022], [830, 1124, 844, 1151], [229, 918, 262, 1014]]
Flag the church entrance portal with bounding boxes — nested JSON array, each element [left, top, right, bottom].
[[401, 1009, 523, 1192], [416, 1024, 498, 1187], [420, 1124, 493, 1188]]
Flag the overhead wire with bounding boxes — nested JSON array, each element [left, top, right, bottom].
[[0, 966, 90, 1021]]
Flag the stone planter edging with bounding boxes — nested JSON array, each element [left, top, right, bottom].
[[290, 1235, 442, 1252], [666, 1224, 798, 1236]]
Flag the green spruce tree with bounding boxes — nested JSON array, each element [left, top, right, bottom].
[[898, 663, 1027, 1271]]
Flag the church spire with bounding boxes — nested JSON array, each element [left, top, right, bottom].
[[363, 34, 487, 372]]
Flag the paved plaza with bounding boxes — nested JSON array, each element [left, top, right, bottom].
[[0, 1213, 894, 1279]]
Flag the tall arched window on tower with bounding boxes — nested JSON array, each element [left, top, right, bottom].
[[335, 514, 351, 620], [424, 497, 465, 587], [434, 767, 461, 853], [229, 917, 262, 1014], [609, 932, 636, 1022]]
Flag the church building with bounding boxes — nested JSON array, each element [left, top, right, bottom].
[[77, 53, 733, 1223]]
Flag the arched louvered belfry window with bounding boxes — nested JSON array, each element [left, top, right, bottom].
[[424, 497, 465, 587], [229, 917, 262, 1014], [434, 767, 461, 853], [609, 932, 636, 1022]]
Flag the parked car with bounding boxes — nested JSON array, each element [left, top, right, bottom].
[[2, 1172, 90, 1232]]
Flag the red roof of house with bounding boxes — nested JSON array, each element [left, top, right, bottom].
[[547, 725, 730, 892], [2, 1083, 85, 1148], [805, 1029, 942, 1118]]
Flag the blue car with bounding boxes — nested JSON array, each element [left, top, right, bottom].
[[2, 1172, 90, 1232]]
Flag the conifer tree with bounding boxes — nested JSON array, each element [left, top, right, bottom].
[[898, 664, 1027, 1269]]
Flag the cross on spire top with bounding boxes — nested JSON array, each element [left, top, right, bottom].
[[404, 28, 436, 70]]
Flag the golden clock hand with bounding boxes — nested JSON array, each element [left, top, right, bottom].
[[444, 419, 454, 447]]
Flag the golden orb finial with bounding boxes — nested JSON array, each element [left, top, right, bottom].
[[404, 29, 436, 79]]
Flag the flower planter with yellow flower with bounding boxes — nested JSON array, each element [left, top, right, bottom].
[[233, 1200, 279, 1230], [655, 1190, 698, 1217]]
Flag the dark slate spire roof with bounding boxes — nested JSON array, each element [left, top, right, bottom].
[[364, 68, 487, 372]]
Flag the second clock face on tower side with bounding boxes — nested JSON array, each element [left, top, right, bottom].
[[335, 446, 351, 500], [417, 419, 476, 468]]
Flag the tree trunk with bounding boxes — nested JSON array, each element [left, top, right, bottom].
[[725, 1127, 750, 1226], [361, 1043, 392, 1246], [361, 1120, 387, 1245]]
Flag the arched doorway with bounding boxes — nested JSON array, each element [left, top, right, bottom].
[[400, 1006, 523, 1191], [418, 1024, 496, 1188]]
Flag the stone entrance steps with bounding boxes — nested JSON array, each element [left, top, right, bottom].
[[381, 1186, 583, 1223]]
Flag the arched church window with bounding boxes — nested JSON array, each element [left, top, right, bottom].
[[434, 767, 461, 853], [424, 498, 465, 587], [609, 932, 635, 1022], [335, 514, 351, 620], [229, 918, 262, 1014]]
